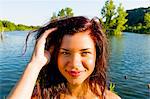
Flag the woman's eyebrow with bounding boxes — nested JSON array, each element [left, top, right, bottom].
[[60, 48, 69, 51], [80, 48, 91, 51], [60, 48, 91, 51]]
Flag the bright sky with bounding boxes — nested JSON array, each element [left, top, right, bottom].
[[0, 0, 149, 26]]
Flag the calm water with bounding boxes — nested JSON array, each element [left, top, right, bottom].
[[0, 31, 150, 99]]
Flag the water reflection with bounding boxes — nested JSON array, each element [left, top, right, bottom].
[[108, 32, 150, 99], [0, 31, 150, 99]]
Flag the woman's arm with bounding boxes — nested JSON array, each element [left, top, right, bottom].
[[8, 28, 57, 99], [8, 62, 42, 99]]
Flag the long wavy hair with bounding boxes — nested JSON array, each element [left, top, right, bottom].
[[25, 16, 108, 98]]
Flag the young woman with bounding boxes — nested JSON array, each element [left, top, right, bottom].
[[8, 16, 121, 99]]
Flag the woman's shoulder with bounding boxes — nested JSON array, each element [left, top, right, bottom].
[[105, 90, 121, 99]]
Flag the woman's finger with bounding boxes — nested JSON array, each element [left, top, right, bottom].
[[41, 27, 57, 39], [35, 27, 57, 49]]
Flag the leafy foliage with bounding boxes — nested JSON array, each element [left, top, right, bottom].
[[51, 7, 74, 20], [0, 20, 38, 32], [126, 7, 149, 26], [101, 0, 128, 35], [101, 0, 116, 30], [113, 4, 128, 35], [109, 82, 116, 92], [125, 7, 150, 34], [144, 12, 150, 28]]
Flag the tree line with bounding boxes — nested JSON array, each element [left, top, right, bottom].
[[1, 0, 149, 34], [125, 7, 150, 34], [50, 0, 128, 35], [0, 20, 39, 32], [50, 0, 149, 34]]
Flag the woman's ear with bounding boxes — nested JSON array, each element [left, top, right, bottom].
[[48, 46, 54, 55]]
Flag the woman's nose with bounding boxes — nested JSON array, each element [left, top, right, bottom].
[[70, 54, 82, 68]]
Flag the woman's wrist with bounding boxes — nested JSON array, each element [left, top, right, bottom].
[[27, 61, 43, 72], [8, 61, 42, 99]]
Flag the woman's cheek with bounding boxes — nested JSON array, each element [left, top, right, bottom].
[[84, 56, 96, 68]]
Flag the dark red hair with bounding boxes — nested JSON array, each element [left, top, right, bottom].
[[25, 16, 108, 98]]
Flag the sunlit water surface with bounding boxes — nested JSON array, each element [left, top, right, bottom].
[[0, 31, 150, 99]]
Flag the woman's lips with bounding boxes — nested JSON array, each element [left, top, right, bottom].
[[67, 70, 84, 77]]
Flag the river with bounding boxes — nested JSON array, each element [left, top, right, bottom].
[[0, 31, 150, 99]]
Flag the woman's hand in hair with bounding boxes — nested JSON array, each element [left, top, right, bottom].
[[8, 28, 57, 99], [30, 28, 57, 69]]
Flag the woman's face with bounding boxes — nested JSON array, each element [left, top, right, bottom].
[[57, 30, 96, 85]]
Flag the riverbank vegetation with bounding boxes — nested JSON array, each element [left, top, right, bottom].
[[100, 0, 128, 35], [125, 7, 150, 34], [0, 20, 39, 32], [0, 0, 149, 34], [50, 0, 128, 35], [50, 0, 150, 34]]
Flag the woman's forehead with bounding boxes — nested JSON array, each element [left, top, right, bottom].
[[60, 30, 95, 51]]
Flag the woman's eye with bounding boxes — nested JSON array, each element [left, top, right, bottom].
[[61, 52, 70, 56], [81, 52, 90, 56]]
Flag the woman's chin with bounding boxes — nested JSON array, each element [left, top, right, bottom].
[[67, 79, 85, 85]]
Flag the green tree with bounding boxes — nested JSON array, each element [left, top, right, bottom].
[[101, 0, 128, 35], [16, 24, 27, 30], [101, 0, 116, 31], [58, 9, 65, 17], [51, 7, 74, 20], [0, 21, 3, 27], [126, 7, 149, 26], [0, 21, 3, 32], [2, 20, 16, 31], [65, 7, 74, 16], [144, 12, 150, 28], [124, 7, 150, 34], [0, 20, 37, 32], [114, 4, 128, 35]]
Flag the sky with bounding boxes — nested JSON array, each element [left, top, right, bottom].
[[0, 0, 150, 26]]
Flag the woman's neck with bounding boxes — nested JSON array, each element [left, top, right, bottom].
[[66, 81, 88, 97], [60, 81, 101, 99]]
